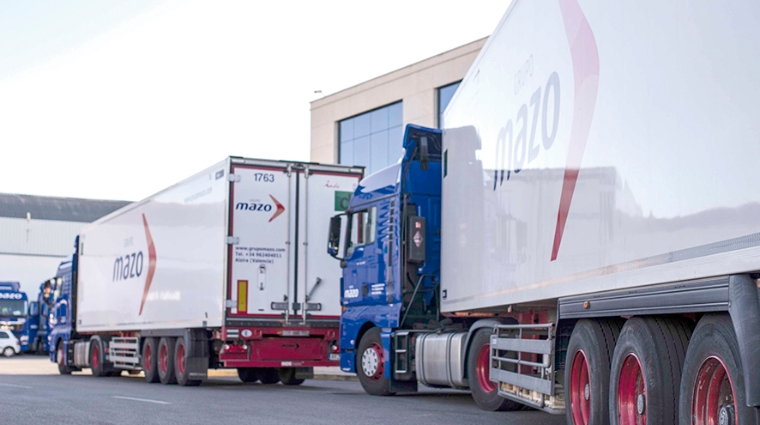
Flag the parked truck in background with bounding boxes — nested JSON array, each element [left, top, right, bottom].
[[50, 157, 362, 386], [328, 1, 760, 424], [0, 282, 30, 351], [22, 280, 54, 354]]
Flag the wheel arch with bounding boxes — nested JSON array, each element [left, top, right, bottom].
[[354, 321, 378, 370], [461, 318, 517, 381]]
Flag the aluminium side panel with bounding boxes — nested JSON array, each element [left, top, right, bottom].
[[76, 161, 228, 331], [441, 0, 760, 312]]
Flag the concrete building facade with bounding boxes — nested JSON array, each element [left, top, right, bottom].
[[310, 38, 485, 173]]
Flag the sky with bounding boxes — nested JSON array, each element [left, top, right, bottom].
[[0, 1, 508, 201]]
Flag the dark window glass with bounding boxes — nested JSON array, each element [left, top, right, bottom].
[[353, 113, 370, 138], [438, 81, 461, 128], [370, 130, 389, 173], [340, 120, 354, 143], [353, 135, 370, 170], [338, 101, 403, 174], [387, 125, 403, 164], [340, 141, 354, 165]]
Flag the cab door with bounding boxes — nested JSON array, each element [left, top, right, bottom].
[[341, 201, 388, 307]]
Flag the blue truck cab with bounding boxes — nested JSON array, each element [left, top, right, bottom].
[[22, 280, 54, 354], [327, 125, 442, 394], [48, 240, 79, 373], [0, 282, 29, 350]]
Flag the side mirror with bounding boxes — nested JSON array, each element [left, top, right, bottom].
[[328, 214, 347, 259]]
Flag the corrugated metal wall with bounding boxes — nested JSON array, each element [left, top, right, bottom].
[[0, 217, 82, 257]]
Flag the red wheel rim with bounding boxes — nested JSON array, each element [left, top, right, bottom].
[[144, 344, 152, 373], [570, 350, 591, 424], [159, 343, 168, 375], [360, 342, 384, 380], [476, 344, 496, 393], [691, 356, 737, 425], [176, 343, 185, 377], [618, 353, 647, 425], [91, 344, 99, 371]]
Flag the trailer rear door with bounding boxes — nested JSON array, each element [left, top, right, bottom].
[[295, 167, 362, 321], [228, 164, 293, 318]]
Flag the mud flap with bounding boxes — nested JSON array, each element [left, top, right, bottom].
[[186, 329, 209, 382], [728, 274, 760, 407]]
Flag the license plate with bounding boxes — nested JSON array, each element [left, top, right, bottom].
[[329, 354, 340, 361]]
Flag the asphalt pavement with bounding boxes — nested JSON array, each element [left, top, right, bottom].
[[0, 357, 566, 425]]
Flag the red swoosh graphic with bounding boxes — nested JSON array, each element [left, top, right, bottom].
[[551, 0, 600, 261], [268, 195, 285, 222], [139, 214, 157, 315]]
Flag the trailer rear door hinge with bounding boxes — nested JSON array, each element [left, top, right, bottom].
[[226, 236, 239, 245], [228, 173, 241, 182]]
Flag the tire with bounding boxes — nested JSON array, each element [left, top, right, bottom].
[[56, 341, 72, 375], [565, 319, 623, 425], [142, 337, 160, 383], [356, 328, 394, 396], [678, 314, 755, 425], [258, 368, 280, 384], [157, 337, 177, 385], [466, 328, 521, 411], [3, 347, 15, 358], [174, 336, 201, 387], [278, 368, 305, 386], [609, 316, 693, 425], [237, 368, 261, 384], [90, 339, 108, 377]]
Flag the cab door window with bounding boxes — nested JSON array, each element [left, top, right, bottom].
[[347, 207, 377, 257]]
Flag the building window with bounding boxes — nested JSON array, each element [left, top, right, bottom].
[[437, 81, 461, 128], [339, 102, 403, 175]]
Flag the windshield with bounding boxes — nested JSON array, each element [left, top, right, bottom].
[[0, 300, 27, 317]]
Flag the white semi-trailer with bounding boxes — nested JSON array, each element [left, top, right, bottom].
[[330, 1, 760, 424], [49, 157, 362, 386]]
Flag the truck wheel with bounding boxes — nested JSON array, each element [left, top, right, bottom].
[[356, 328, 394, 396], [3, 347, 15, 357], [565, 319, 623, 425], [90, 339, 108, 377], [466, 328, 521, 411], [237, 368, 261, 383], [174, 336, 201, 387], [56, 341, 72, 375], [278, 368, 305, 386], [678, 314, 755, 425], [609, 316, 693, 425], [258, 368, 280, 384], [157, 337, 177, 385], [142, 338, 160, 383]]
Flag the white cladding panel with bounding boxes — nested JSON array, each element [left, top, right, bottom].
[[296, 170, 362, 318], [228, 164, 292, 316], [77, 161, 229, 331], [227, 166, 361, 319], [441, 0, 760, 312]]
